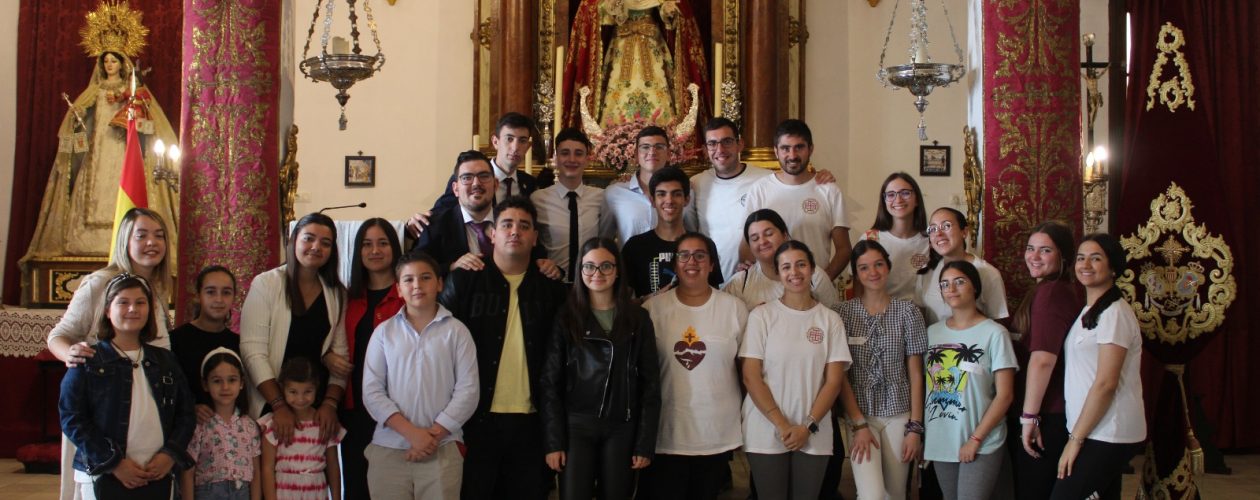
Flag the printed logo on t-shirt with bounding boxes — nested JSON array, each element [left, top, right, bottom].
[[802, 198, 820, 214], [806, 327, 824, 344], [739, 193, 749, 207], [673, 326, 707, 370], [925, 343, 986, 422]]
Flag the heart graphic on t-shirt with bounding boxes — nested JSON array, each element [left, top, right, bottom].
[[673, 326, 707, 370]]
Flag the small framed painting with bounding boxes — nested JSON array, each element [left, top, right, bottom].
[[920, 145, 951, 177], [345, 155, 376, 187]]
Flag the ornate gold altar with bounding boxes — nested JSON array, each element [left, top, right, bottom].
[[469, 0, 811, 176], [1117, 183, 1236, 499]]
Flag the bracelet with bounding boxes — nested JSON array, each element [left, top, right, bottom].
[[268, 397, 285, 408], [1019, 412, 1041, 426], [968, 434, 984, 443], [321, 398, 340, 408], [904, 420, 925, 436], [851, 420, 869, 431], [1068, 433, 1087, 444]]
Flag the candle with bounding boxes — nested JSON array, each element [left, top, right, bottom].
[[914, 42, 928, 64], [554, 46, 565, 133], [1084, 152, 1096, 182], [713, 42, 723, 117], [472, 134, 479, 150], [526, 149, 534, 175], [332, 36, 349, 55]]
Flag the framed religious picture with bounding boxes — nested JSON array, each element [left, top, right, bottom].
[[345, 155, 375, 186], [920, 144, 951, 176]]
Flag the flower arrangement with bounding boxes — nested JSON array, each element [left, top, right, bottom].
[[592, 116, 699, 175]]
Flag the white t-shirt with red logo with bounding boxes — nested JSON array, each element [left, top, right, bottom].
[[740, 300, 852, 455], [644, 288, 749, 455], [745, 174, 851, 269]]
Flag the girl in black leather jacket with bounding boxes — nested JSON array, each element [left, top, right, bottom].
[[540, 237, 661, 500]]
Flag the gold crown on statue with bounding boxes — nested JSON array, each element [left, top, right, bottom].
[[79, 0, 149, 58]]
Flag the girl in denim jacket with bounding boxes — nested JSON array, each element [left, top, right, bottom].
[[59, 274, 196, 499]]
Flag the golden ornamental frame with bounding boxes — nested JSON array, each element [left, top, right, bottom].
[[1116, 182, 1235, 345]]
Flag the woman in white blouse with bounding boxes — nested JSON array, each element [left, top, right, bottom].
[[1051, 234, 1145, 500], [240, 212, 349, 445]]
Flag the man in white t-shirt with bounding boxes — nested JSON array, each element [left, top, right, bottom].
[[744, 119, 852, 280], [688, 117, 771, 284]]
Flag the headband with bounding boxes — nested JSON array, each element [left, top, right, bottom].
[[200, 347, 243, 376]]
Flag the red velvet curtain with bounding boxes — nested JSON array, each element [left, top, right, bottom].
[[1119, 0, 1260, 452], [4, 0, 182, 304]]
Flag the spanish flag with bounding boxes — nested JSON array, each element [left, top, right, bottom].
[[108, 104, 149, 261]]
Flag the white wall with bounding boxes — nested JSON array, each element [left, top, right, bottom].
[[0, 1, 18, 292], [290, 0, 475, 221], [807, 0, 971, 235]]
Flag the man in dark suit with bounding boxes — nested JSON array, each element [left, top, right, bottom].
[[409, 112, 539, 234], [412, 150, 561, 278], [412, 150, 500, 272]]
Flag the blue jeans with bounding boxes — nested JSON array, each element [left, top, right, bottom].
[[194, 480, 250, 500]]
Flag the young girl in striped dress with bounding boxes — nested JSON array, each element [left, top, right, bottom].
[[259, 358, 344, 500]]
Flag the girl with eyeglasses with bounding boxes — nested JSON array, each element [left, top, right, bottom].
[[1007, 222, 1084, 500], [1049, 234, 1144, 500], [540, 237, 660, 500], [923, 260, 1016, 500], [59, 274, 195, 500], [724, 209, 841, 309], [914, 207, 1009, 325], [859, 173, 930, 300], [47, 207, 175, 500], [639, 232, 748, 499], [741, 240, 851, 499]]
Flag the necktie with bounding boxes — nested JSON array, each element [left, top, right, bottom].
[[567, 191, 579, 280], [468, 220, 493, 256], [503, 177, 515, 199]]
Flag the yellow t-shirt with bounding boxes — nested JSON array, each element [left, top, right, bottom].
[[490, 272, 534, 413]]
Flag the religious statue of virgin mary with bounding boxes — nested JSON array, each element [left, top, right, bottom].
[[562, 0, 710, 135], [21, 2, 179, 265]]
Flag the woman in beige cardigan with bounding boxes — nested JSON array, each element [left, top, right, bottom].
[[241, 212, 350, 445]]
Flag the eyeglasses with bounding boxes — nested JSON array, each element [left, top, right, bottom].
[[926, 221, 955, 235], [705, 138, 738, 149], [457, 172, 495, 184], [676, 251, 709, 263], [637, 143, 669, 153], [938, 277, 970, 290], [884, 189, 914, 202], [581, 262, 617, 276]]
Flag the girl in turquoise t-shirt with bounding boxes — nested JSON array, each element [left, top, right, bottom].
[[923, 260, 1017, 500]]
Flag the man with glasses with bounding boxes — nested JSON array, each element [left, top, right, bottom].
[[409, 112, 540, 236], [530, 128, 604, 282], [622, 166, 720, 298], [600, 125, 695, 247], [412, 150, 503, 272], [744, 119, 852, 281]]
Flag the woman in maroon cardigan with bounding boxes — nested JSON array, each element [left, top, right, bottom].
[[1008, 221, 1084, 500], [341, 218, 406, 500]]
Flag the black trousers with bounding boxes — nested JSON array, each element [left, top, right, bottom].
[[339, 407, 376, 500], [461, 412, 551, 500], [558, 415, 637, 500], [637, 451, 733, 500], [1008, 413, 1069, 500], [1048, 439, 1134, 500]]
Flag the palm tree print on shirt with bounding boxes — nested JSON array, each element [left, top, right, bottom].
[[925, 343, 986, 421]]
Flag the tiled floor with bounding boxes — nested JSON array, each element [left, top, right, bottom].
[[3, 453, 1257, 499]]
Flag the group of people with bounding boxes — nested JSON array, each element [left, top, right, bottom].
[[52, 112, 1146, 500]]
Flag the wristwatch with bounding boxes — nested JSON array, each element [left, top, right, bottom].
[[807, 416, 819, 434]]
